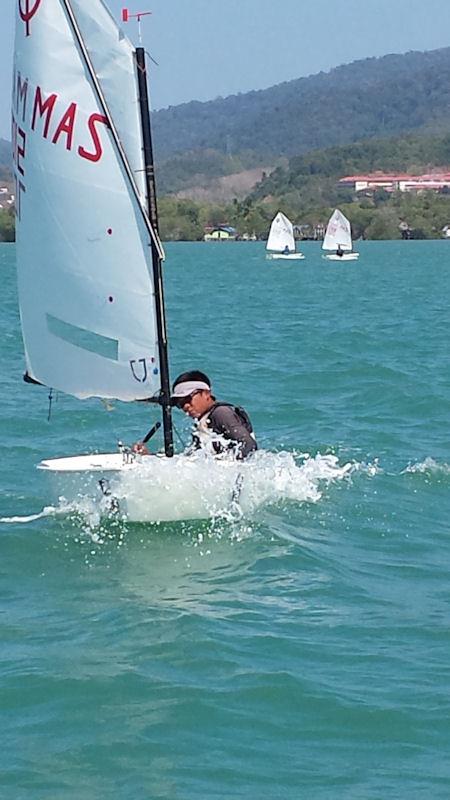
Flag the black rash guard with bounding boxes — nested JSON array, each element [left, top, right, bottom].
[[194, 402, 257, 460]]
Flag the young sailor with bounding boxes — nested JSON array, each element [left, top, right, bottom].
[[170, 371, 257, 460]]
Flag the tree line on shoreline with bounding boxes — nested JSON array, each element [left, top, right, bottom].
[[0, 208, 14, 242], [3, 189, 450, 243], [151, 130, 450, 241]]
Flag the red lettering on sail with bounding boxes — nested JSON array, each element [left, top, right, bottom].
[[18, 83, 107, 165], [15, 73, 29, 123], [52, 102, 77, 151], [19, 0, 42, 37], [78, 114, 109, 163], [31, 87, 58, 138], [17, 128, 26, 176]]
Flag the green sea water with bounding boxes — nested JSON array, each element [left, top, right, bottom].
[[1, 240, 450, 798]]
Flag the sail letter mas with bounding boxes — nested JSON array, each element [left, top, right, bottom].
[[30, 87, 109, 160], [12, 74, 109, 162]]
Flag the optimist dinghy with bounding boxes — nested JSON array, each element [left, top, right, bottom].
[[322, 209, 359, 261], [266, 212, 305, 260], [12, 0, 234, 521]]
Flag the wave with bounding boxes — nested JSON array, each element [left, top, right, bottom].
[[402, 457, 450, 475]]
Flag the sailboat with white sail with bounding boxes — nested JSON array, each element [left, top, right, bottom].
[[266, 212, 305, 260], [322, 209, 359, 261], [12, 0, 247, 522]]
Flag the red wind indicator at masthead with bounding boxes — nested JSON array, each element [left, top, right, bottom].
[[121, 8, 152, 23], [121, 8, 152, 43]]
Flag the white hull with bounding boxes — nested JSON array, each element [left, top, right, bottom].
[[266, 252, 305, 260], [323, 252, 359, 261], [39, 452, 135, 475], [38, 452, 246, 523]]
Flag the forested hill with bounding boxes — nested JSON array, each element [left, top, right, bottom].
[[250, 133, 450, 204], [152, 47, 450, 160]]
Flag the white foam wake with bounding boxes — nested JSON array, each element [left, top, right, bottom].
[[1, 450, 356, 527], [0, 505, 61, 524], [110, 449, 354, 522]]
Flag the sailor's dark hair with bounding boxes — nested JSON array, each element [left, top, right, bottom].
[[172, 370, 211, 390]]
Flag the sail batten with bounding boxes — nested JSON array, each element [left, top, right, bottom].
[[13, 0, 164, 401]]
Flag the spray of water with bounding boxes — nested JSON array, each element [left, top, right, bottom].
[[402, 457, 450, 475], [1, 449, 356, 530]]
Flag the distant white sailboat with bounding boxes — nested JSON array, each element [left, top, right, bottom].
[[322, 209, 359, 261], [266, 212, 305, 260]]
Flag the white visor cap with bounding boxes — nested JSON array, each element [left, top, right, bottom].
[[170, 380, 211, 399]]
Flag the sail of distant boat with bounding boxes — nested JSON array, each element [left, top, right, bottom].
[[267, 212, 295, 253], [322, 209, 359, 260], [12, 0, 170, 409], [322, 209, 352, 251], [266, 211, 305, 260]]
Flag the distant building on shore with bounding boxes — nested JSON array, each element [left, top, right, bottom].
[[204, 225, 237, 241], [294, 222, 326, 240], [339, 171, 450, 194]]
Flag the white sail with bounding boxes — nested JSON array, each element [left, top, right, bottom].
[[63, 0, 148, 204], [266, 212, 296, 253], [12, 0, 162, 401], [322, 209, 353, 251]]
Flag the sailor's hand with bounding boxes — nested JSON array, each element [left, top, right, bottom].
[[132, 442, 149, 455]]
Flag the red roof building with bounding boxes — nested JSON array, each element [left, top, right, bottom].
[[339, 171, 450, 193]]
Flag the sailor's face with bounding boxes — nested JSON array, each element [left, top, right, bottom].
[[180, 389, 212, 418]]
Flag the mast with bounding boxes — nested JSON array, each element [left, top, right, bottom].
[[135, 46, 174, 457]]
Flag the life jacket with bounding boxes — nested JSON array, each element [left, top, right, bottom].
[[193, 402, 255, 454], [206, 402, 254, 435]]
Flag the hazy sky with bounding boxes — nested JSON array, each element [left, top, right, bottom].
[[3, 0, 450, 139]]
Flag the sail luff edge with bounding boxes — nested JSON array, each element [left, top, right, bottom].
[[59, 0, 165, 261]]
